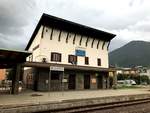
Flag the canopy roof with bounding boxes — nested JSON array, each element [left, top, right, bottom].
[[23, 62, 116, 72], [0, 48, 31, 68]]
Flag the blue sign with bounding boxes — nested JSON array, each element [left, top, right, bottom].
[[75, 50, 86, 56]]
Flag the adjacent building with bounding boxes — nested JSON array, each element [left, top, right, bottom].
[[0, 69, 6, 81], [24, 13, 116, 91], [116, 68, 138, 76], [136, 66, 150, 79]]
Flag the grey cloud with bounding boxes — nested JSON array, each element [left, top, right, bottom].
[[127, 18, 150, 32], [0, 0, 149, 51], [0, 0, 36, 35], [0, 0, 39, 50], [109, 38, 128, 52], [129, 0, 135, 7], [0, 33, 25, 50], [44, 0, 104, 27], [129, 0, 145, 7]]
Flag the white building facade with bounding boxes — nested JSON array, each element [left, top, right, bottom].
[[137, 66, 150, 79], [27, 26, 109, 68], [24, 14, 116, 91]]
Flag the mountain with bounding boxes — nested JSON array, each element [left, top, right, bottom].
[[109, 41, 150, 67]]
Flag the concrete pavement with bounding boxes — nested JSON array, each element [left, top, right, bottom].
[[0, 88, 150, 106]]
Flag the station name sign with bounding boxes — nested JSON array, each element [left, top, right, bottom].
[[50, 66, 64, 71], [75, 49, 86, 57]]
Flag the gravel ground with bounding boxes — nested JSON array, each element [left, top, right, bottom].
[[86, 102, 150, 113]]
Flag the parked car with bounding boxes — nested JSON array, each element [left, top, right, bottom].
[[125, 80, 136, 85], [117, 79, 136, 86]]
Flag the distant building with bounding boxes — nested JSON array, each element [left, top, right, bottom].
[[136, 66, 150, 79], [24, 13, 116, 91], [116, 68, 138, 76]]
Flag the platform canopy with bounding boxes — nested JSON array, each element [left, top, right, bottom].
[[0, 48, 31, 69], [24, 62, 116, 72]]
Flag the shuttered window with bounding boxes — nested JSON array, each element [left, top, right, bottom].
[[85, 57, 89, 65], [51, 52, 61, 62], [68, 55, 77, 64], [97, 58, 101, 66]]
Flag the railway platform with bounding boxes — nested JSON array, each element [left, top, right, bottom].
[[0, 88, 150, 113]]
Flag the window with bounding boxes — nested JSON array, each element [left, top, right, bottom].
[[97, 58, 101, 66], [85, 57, 89, 65], [68, 55, 77, 64], [51, 52, 61, 62]]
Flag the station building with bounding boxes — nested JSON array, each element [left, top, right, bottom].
[[24, 13, 116, 91]]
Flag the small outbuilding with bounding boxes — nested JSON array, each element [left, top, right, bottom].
[[0, 48, 31, 94]]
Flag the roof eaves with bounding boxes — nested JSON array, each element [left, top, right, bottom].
[[25, 13, 116, 50]]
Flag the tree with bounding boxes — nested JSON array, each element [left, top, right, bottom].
[[140, 75, 150, 84]]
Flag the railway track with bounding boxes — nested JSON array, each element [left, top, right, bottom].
[[41, 97, 150, 113]]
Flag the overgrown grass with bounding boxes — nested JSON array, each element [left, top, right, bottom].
[[116, 85, 141, 89]]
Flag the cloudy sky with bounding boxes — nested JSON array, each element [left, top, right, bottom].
[[0, 0, 149, 51]]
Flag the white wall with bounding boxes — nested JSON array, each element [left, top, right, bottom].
[[27, 25, 110, 68], [26, 26, 43, 61]]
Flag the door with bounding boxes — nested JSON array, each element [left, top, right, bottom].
[[68, 74, 76, 90], [36, 68, 49, 91], [84, 74, 90, 89], [51, 71, 61, 91], [97, 75, 103, 89]]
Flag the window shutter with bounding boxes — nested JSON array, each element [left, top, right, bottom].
[[51, 52, 61, 62], [58, 53, 61, 62], [97, 58, 101, 66], [85, 57, 89, 65], [51, 53, 54, 61], [74, 56, 77, 63]]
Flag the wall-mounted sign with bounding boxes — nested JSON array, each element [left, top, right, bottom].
[[75, 49, 86, 56], [62, 79, 68, 83], [50, 66, 64, 71]]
